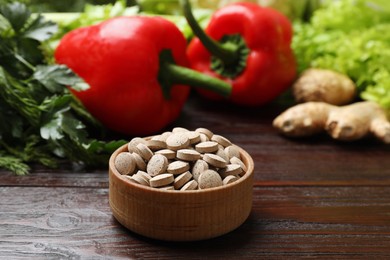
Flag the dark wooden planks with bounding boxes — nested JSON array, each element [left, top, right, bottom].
[[1, 184, 390, 259]]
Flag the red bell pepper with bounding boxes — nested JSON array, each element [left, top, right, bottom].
[[55, 16, 230, 135], [182, 0, 297, 106]]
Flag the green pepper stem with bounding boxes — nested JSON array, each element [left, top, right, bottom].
[[164, 63, 231, 97], [180, 0, 238, 66], [158, 50, 231, 99]]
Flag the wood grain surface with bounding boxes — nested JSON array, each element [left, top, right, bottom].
[[1, 93, 390, 259]]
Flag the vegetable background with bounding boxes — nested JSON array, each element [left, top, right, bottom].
[[1, 0, 390, 175], [293, 0, 390, 111], [0, 0, 135, 12]]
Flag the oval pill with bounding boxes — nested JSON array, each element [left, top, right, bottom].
[[166, 132, 190, 151], [195, 141, 219, 153], [172, 127, 190, 133], [135, 143, 153, 161], [176, 149, 201, 161], [211, 134, 232, 147], [132, 174, 149, 186], [132, 152, 146, 171], [133, 171, 150, 185], [216, 145, 229, 162], [161, 131, 172, 138], [180, 180, 198, 191], [122, 175, 139, 184], [127, 137, 146, 153], [159, 185, 175, 190], [230, 156, 247, 173], [195, 128, 213, 139], [174, 171, 192, 190], [150, 173, 174, 188], [146, 139, 166, 151], [155, 149, 176, 160], [203, 153, 227, 168], [219, 164, 243, 178], [154, 131, 172, 142], [223, 175, 238, 185], [186, 131, 201, 144], [135, 170, 151, 182], [167, 160, 190, 175], [199, 133, 209, 142]]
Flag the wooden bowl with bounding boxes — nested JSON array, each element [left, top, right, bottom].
[[108, 143, 254, 241]]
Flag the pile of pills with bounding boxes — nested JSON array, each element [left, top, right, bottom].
[[114, 127, 247, 191]]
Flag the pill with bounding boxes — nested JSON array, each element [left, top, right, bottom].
[[225, 145, 241, 159], [195, 141, 219, 153], [186, 131, 201, 144], [159, 185, 175, 190], [150, 173, 174, 188], [114, 152, 136, 175], [174, 171, 193, 189], [199, 133, 209, 142], [203, 153, 227, 168], [198, 170, 223, 189], [131, 174, 149, 186], [192, 159, 209, 181], [127, 137, 146, 153], [216, 145, 229, 162], [135, 143, 153, 161], [122, 175, 139, 184], [155, 149, 176, 160], [172, 127, 190, 133], [176, 149, 201, 161], [146, 139, 166, 151], [135, 170, 151, 182], [147, 154, 168, 176], [151, 132, 172, 143], [219, 164, 243, 178], [167, 160, 190, 175], [151, 133, 165, 142], [223, 175, 238, 185], [195, 127, 213, 139], [160, 131, 172, 140], [180, 180, 198, 191], [166, 132, 190, 151], [230, 156, 247, 173], [211, 134, 232, 147], [133, 171, 150, 185], [132, 152, 147, 171]]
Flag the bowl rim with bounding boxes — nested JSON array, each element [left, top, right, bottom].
[[109, 141, 254, 195]]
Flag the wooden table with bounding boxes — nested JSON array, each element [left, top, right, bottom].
[[2, 93, 390, 259]]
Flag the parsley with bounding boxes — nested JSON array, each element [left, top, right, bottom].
[[0, 2, 126, 175]]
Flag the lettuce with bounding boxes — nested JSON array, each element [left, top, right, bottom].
[[292, 0, 390, 110]]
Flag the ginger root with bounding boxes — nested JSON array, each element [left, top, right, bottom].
[[273, 101, 390, 144], [292, 68, 356, 105]]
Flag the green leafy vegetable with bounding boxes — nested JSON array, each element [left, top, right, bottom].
[[292, 0, 390, 110], [43, 0, 211, 57], [41, 0, 139, 61], [57, 0, 138, 34], [0, 1, 126, 175]]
